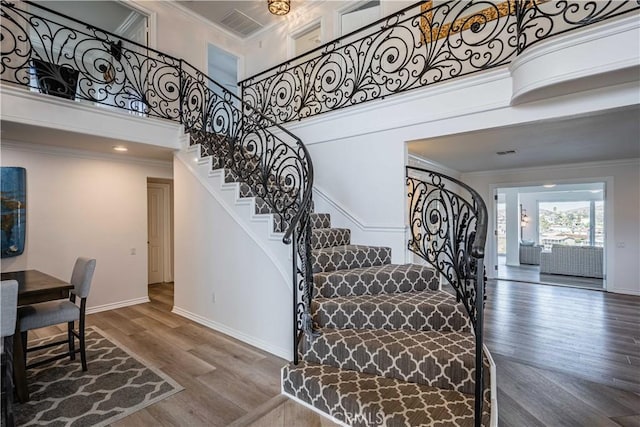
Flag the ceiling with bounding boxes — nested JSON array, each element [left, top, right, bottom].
[[177, 0, 297, 38], [0, 122, 175, 162], [31, 1, 140, 33], [407, 106, 640, 173]]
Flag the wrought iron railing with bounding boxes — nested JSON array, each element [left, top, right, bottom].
[[407, 166, 487, 426], [240, 0, 639, 125], [406, 166, 488, 427], [0, 0, 315, 361]]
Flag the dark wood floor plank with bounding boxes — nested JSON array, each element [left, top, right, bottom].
[[485, 280, 640, 426], [610, 414, 640, 427], [493, 354, 621, 427], [18, 280, 640, 426]]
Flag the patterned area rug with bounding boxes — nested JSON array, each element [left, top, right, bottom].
[[15, 327, 183, 426]]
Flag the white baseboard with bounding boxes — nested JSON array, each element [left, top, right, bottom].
[[484, 344, 499, 427], [609, 288, 640, 296], [171, 306, 290, 360], [86, 296, 150, 314]]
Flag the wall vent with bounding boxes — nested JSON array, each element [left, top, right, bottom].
[[220, 9, 263, 37]]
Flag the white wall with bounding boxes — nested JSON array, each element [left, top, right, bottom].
[[463, 160, 640, 296], [0, 142, 173, 310], [243, 1, 416, 78], [172, 157, 292, 359], [129, 1, 244, 75], [309, 133, 407, 265]]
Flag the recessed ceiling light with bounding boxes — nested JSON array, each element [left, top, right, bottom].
[[543, 184, 556, 188], [113, 146, 128, 152], [496, 150, 516, 155]]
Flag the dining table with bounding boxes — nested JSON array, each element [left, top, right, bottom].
[[1, 269, 73, 403]]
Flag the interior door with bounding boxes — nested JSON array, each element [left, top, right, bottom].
[[147, 185, 164, 284]]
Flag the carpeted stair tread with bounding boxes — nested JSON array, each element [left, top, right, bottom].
[[189, 131, 260, 173], [237, 181, 298, 202], [303, 328, 478, 394], [283, 360, 490, 427], [310, 213, 331, 229], [311, 228, 351, 249], [311, 290, 471, 332], [313, 264, 439, 298], [312, 245, 392, 273]]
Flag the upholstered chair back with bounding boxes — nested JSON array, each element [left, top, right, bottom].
[[1, 279, 18, 337], [70, 258, 96, 299]]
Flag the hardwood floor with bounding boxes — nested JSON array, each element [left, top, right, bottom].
[[485, 280, 640, 426], [24, 281, 639, 426]]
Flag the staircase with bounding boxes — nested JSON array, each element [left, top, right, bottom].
[[185, 128, 491, 426], [2, 2, 494, 424], [284, 213, 491, 426]]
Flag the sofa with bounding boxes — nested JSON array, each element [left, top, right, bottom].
[[540, 244, 603, 278], [519, 243, 543, 265]]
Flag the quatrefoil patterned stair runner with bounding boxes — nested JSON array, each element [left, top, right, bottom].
[[286, 213, 491, 426], [189, 130, 490, 426]]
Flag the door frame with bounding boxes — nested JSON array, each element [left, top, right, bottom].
[[147, 179, 173, 284], [489, 177, 612, 290]]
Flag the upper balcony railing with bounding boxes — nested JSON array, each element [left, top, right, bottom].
[[239, 0, 639, 125], [1, 0, 315, 364]]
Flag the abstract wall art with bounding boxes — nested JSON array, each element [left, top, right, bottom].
[[1, 166, 26, 258]]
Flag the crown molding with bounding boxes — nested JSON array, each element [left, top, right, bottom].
[[407, 154, 461, 177], [462, 158, 640, 177]]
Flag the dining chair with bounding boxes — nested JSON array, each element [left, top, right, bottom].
[[1, 279, 18, 427], [18, 257, 96, 371]]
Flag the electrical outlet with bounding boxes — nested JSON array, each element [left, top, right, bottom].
[[130, 248, 136, 255]]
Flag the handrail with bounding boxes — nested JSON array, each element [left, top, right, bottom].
[[240, 0, 640, 125], [177, 60, 314, 245], [0, 0, 315, 364], [406, 165, 488, 427], [238, 0, 425, 86], [21, 0, 179, 63]]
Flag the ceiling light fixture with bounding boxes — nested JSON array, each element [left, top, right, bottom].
[[543, 184, 556, 188], [268, 0, 290, 16], [113, 146, 128, 152]]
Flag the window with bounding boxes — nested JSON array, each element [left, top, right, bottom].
[[538, 200, 603, 249]]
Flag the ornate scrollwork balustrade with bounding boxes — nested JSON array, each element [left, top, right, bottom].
[[1, 0, 182, 118], [240, 0, 639, 125], [1, 0, 315, 362], [406, 166, 488, 427]]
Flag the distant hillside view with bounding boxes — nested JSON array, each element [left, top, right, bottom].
[[539, 201, 604, 249]]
